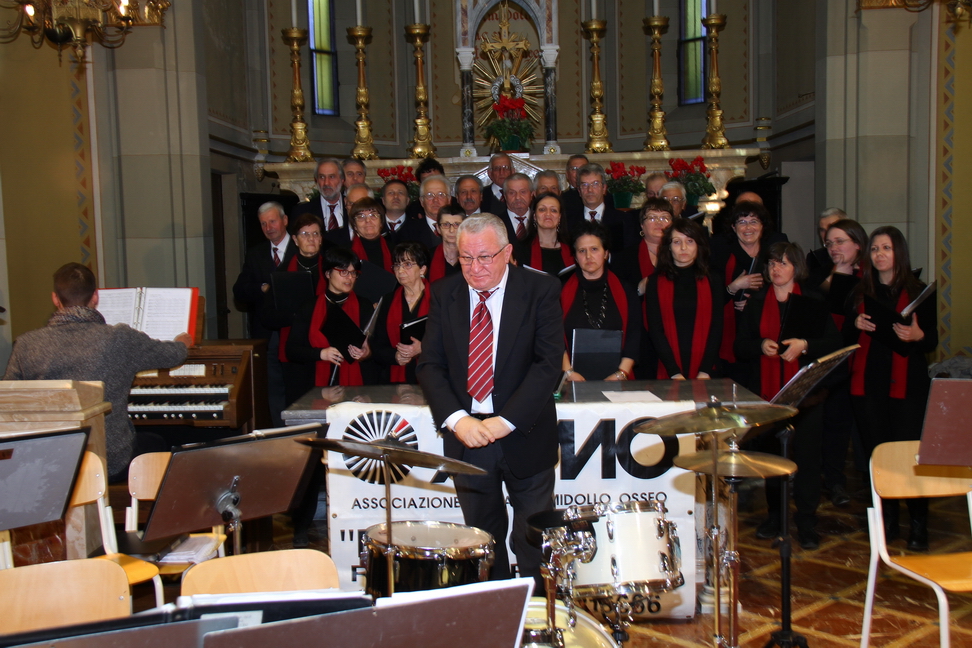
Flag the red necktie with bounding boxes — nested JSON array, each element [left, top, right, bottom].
[[272, 247, 281, 267], [467, 289, 496, 403], [589, 210, 598, 222], [327, 204, 338, 231], [499, 189, 505, 203], [515, 216, 526, 239]]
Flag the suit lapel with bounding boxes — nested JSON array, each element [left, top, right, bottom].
[[496, 265, 527, 379], [447, 278, 470, 367]]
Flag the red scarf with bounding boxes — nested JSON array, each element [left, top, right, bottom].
[[638, 240, 657, 279], [351, 235, 392, 272], [308, 292, 364, 386], [429, 245, 456, 283], [719, 254, 738, 363], [528, 238, 573, 273], [384, 281, 430, 383], [561, 271, 629, 351], [850, 289, 910, 399], [278, 254, 327, 362], [656, 274, 713, 379], [758, 284, 802, 401]]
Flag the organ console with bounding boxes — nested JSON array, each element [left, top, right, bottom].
[[129, 340, 270, 434]]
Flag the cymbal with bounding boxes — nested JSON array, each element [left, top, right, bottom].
[[674, 449, 797, 478], [299, 437, 487, 476], [634, 403, 798, 436]]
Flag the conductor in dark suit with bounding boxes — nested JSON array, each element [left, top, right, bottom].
[[417, 214, 564, 585]]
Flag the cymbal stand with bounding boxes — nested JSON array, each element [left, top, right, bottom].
[[381, 454, 396, 596], [527, 526, 596, 648], [707, 429, 727, 648]]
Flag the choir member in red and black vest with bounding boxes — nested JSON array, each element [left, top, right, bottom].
[[514, 193, 573, 277], [561, 220, 639, 383], [428, 205, 466, 283], [348, 197, 393, 272], [814, 218, 868, 507], [287, 247, 377, 394], [711, 201, 787, 384], [645, 218, 722, 380], [371, 242, 431, 384], [847, 226, 937, 550], [734, 242, 841, 549]]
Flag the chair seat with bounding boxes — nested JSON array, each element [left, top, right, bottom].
[[96, 553, 160, 586], [890, 552, 972, 592]]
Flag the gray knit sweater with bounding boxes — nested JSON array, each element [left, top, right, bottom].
[[4, 306, 188, 479]]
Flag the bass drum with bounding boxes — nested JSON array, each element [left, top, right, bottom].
[[522, 597, 616, 648]]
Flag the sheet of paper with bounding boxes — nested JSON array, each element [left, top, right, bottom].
[[603, 390, 663, 403], [140, 287, 194, 340], [96, 288, 139, 327]]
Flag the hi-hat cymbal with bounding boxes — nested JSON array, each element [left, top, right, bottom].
[[674, 449, 797, 478], [299, 437, 487, 476], [634, 403, 798, 436]]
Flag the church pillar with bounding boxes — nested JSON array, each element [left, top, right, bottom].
[[456, 47, 478, 158], [541, 45, 560, 154]]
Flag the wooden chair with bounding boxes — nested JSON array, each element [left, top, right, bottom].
[[0, 558, 130, 634], [70, 451, 165, 608], [181, 548, 340, 596], [0, 529, 12, 570], [861, 440, 972, 648]]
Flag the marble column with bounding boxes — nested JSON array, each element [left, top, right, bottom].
[[541, 45, 560, 154], [456, 47, 478, 158]]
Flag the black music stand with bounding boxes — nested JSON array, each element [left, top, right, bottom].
[[141, 424, 321, 555], [0, 426, 89, 532]]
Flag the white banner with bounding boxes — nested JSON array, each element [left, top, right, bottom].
[[325, 396, 701, 619]]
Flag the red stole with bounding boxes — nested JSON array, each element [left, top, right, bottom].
[[560, 271, 629, 350], [719, 254, 738, 363], [528, 238, 573, 273], [278, 254, 326, 363], [308, 292, 364, 386], [385, 281, 430, 383], [758, 284, 802, 401], [351, 235, 392, 271], [429, 245, 457, 283], [850, 289, 910, 399], [638, 241, 657, 279], [656, 274, 713, 379]]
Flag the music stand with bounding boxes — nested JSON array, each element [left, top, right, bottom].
[[917, 378, 972, 467], [0, 425, 89, 532], [141, 423, 322, 555]]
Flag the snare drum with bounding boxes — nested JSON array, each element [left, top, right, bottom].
[[522, 597, 615, 648], [568, 500, 682, 600], [361, 520, 494, 598]]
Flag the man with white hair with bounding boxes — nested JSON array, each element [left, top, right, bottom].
[[399, 175, 449, 250]]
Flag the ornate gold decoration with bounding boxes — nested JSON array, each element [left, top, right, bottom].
[[583, 19, 612, 154], [755, 117, 771, 170], [642, 15, 670, 151], [701, 14, 729, 150], [472, 1, 543, 146], [0, 0, 170, 63], [282, 27, 314, 163], [347, 25, 378, 160], [405, 23, 436, 159]]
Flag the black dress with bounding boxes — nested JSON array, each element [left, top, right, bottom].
[[562, 271, 640, 379]]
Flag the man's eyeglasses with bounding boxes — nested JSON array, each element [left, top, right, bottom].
[[664, 196, 685, 205], [423, 192, 449, 201], [579, 181, 603, 190], [458, 249, 504, 266], [438, 222, 461, 231]]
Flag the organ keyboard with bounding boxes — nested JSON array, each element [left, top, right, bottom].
[[128, 340, 269, 432]]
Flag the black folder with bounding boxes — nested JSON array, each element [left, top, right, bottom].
[[355, 260, 398, 304], [571, 328, 623, 381], [778, 293, 832, 354], [322, 303, 367, 362], [400, 316, 428, 343]]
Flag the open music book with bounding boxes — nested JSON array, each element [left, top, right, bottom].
[[97, 287, 199, 343]]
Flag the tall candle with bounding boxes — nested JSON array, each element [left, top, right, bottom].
[[710, 0, 717, 14], [414, 0, 420, 23], [653, 0, 659, 16], [590, 0, 596, 20], [291, 0, 297, 26], [356, 0, 362, 25]]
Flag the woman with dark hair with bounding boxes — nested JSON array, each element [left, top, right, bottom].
[[427, 205, 465, 282], [287, 247, 376, 390], [616, 198, 675, 294], [645, 218, 723, 379], [560, 220, 639, 382], [735, 242, 841, 548], [515, 193, 573, 276], [848, 226, 937, 550], [348, 197, 393, 272], [371, 241, 431, 384]]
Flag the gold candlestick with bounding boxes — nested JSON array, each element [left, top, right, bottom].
[[347, 26, 379, 160], [282, 28, 314, 163], [701, 14, 729, 150], [643, 15, 670, 151], [405, 23, 436, 159], [582, 19, 612, 154]]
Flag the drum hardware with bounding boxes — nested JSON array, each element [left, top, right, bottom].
[[522, 598, 616, 648], [299, 436, 486, 597]]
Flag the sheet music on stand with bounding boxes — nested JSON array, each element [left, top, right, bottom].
[[769, 345, 860, 408]]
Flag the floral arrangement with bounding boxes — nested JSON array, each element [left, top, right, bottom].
[[605, 162, 647, 194], [376, 165, 420, 201], [484, 96, 534, 148], [665, 156, 716, 198]]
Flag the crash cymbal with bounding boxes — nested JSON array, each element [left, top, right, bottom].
[[634, 403, 798, 436], [299, 437, 487, 476], [674, 449, 797, 478]]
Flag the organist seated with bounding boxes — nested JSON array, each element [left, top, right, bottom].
[[3, 263, 192, 483]]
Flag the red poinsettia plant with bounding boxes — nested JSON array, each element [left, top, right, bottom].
[[485, 95, 534, 145], [665, 156, 716, 198], [605, 162, 647, 194], [376, 165, 420, 201]]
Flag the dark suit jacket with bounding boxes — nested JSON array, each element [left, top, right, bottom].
[[562, 188, 613, 225], [417, 264, 564, 478], [398, 216, 441, 251], [564, 205, 634, 254], [292, 197, 353, 248], [480, 185, 506, 216], [233, 238, 299, 339]]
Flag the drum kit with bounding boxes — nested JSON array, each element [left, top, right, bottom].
[[302, 398, 801, 648]]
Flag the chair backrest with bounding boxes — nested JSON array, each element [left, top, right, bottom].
[[126, 452, 171, 532], [69, 451, 119, 554], [872, 440, 972, 500], [181, 548, 340, 596], [0, 558, 130, 633]]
